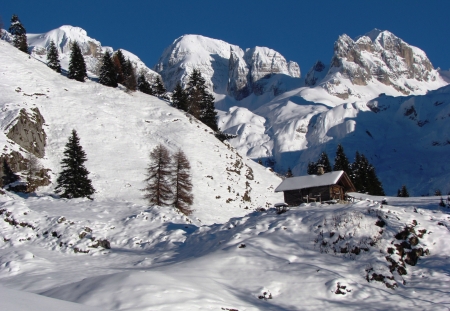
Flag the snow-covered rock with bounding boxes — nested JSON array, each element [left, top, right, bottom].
[[154, 34, 301, 99]]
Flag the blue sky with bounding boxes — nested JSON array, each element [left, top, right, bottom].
[[2, 0, 450, 74]]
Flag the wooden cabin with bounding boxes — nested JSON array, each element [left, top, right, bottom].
[[274, 170, 356, 206]]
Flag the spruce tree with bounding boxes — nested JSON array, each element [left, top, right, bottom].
[[142, 144, 172, 206], [172, 82, 188, 111], [307, 161, 317, 175], [186, 69, 218, 131], [9, 14, 28, 53], [98, 51, 118, 87], [351, 152, 384, 195], [113, 49, 127, 84], [154, 76, 167, 97], [397, 185, 409, 197], [67, 42, 87, 82], [333, 144, 351, 176], [123, 59, 137, 91], [307, 152, 332, 175], [46, 40, 61, 73], [171, 149, 193, 215], [55, 130, 95, 199], [137, 73, 154, 95], [285, 167, 293, 178]]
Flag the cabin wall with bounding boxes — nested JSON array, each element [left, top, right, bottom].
[[283, 185, 345, 205]]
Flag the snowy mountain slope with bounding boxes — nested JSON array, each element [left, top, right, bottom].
[[26, 26, 160, 82], [1, 188, 450, 310], [0, 40, 282, 225], [154, 34, 301, 99]]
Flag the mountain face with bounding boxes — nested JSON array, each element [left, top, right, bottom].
[[305, 29, 444, 100], [26, 26, 160, 82], [154, 35, 300, 99]]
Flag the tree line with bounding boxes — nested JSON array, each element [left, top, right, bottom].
[[304, 144, 385, 196]]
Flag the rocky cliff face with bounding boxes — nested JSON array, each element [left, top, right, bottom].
[[154, 35, 300, 100], [307, 29, 444, 99]]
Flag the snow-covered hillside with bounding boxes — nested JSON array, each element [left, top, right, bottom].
[[0, 40, 283, 225], [26, 25, 160, 82]]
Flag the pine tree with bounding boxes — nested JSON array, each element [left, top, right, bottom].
[[186, 69, 218, 131], [285, 167, 293, 178], [98, 51, 118, 87], [46, 40, 61, 73], [397, 185, 409, 197], [9, 14, 28, 53], [154, 76, 167, 97], [1, 159, 20, 187], [142, 144, 173, 206], [67, 42, 87, 82], [55, 130, 95, 199], [137, 73, 154, 95], [113, 49, 127, 84], [123, 59, 137, 91], [333, 144, 351, 176], [171, 149, 193, 215], [351, 152, 384, 195], [435, 189, 442, 196], [172, 82, 188, 111], [307, 152, 331, 175]]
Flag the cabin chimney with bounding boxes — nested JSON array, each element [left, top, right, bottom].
[[317, 164, 324, 175]]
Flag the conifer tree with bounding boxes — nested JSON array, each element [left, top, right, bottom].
[[142, 144, 172, 206], [1, 159, 20, 188], [186, 69, 218, 131], [123, 59, 137, 91], [9, 14, 28, 53], [351, 152, 384, 195], [333, 144, 351, 176], [67, 42, 87, 82], [307, 152, 332, 175], [285, 167, 293, 178], [154, 76, 167, 97], [137, 73, 154, 95], [55, 130, 95, 199], [98, 51, 118, 87], [171, 149, 193, 215], [397, 185, 409, 197], [113, 49, 127, 84], [46, 40, 61, 73], [172, 82, 188, 111]]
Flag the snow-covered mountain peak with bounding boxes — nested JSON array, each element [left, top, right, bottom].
[[26, 25, 159, 82], [155, 34, 301, 100]]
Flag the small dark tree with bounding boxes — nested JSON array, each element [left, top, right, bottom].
[[137, 73, 154, 95], [257, 159, 263, 165], [112, 49, 127, 84], [186, 69, 218, 131], [153, 76, 167, 98], [397, 185, 409, 197], [46, 40, 61, 73], [98, 51, 118, 87], [435, 189, 442, 196], [1, 159, 20, 187], [439, 197, 446, 207], [172, 82, 188, 111], [307, 161, 317, 175], [171, 149, 193, 215], [55, 130, 95, 199], [308, 152, 331, 175], [285, 167, 293, 178], [123, 59, 137, 91], [142, 144, 172, 206], [9, 14, 28, 53], [351, 152, 384, 195], [333, 144, 351, 176], [67, 41, 87, 82]]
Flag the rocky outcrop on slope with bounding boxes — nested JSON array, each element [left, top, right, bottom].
[[309, 29, 443, 99], [154, 35, 300, 100]]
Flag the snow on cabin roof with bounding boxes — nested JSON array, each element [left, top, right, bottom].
[[275, 171, 344, 192]]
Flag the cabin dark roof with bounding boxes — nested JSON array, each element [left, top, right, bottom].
[[275, 171, 345, 192]]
